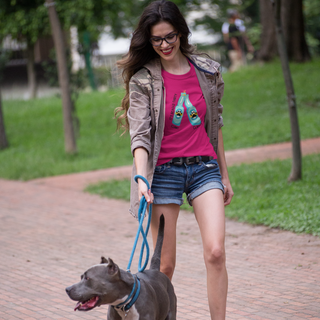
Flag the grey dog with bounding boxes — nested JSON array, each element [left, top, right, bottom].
[[66, 215, 177, 319]]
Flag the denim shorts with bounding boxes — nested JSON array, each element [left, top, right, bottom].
[[151, 159, 224, 206]]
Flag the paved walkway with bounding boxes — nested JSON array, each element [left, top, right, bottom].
[[0, 138, 320, 320]]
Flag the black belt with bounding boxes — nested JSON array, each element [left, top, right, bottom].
[[167, 156, 213, 166]]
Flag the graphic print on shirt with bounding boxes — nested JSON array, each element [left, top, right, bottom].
[[172, 92, 185, 126], [172, 91, 201, 126]]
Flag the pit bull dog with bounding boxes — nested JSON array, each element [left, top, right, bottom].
[[66, 215, 177, 319]]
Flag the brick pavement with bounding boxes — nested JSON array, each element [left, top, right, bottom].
[[1, 138, 320, 320]]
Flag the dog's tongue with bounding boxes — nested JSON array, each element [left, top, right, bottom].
[[74, 296, 99, 311], [74, 301, 82, 311]]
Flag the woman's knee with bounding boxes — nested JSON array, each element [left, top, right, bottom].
[[204, 245, 226, 269]]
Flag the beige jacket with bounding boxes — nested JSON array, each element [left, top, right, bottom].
[[128, 55, 224, 217]]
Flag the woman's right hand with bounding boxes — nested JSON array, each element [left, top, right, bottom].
[[138, 179, 154, 204], [134, 147, 154, 204]]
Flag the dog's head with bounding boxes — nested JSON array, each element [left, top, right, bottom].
[[66, 257, 121, 311]]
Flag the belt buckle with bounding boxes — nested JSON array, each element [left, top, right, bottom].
[[174, 158, 183, 165], [186, 157, 197, 165]]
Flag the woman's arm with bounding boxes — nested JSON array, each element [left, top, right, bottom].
[[217, 128, 234, 206], [133, 147, 153, 204]]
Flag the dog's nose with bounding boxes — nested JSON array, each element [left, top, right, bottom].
[[66, 286, 71, 294]]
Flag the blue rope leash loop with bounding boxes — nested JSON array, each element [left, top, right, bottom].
[[126, 175, 152, 273]]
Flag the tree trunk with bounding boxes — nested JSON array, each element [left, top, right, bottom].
[[26, 41, 37, 99], [273, 0, 302, 181], [46, 0, 77, 154], [0, 90, 9, 150], [281, 0, 311, 62], [258, 0, 278, 61], [258, 0, 311, 62]]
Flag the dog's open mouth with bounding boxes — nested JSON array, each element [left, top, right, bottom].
[[74, 296, 100, 311]]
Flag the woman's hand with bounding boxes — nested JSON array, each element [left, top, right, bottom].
[[138, 179, 154, 204], [222, 178, 234, 206], [134, 147, 154, 204]]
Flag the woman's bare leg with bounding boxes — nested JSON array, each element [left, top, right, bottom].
[[193, 189, 228, 320]]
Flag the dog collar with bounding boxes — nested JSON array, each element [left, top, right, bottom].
[[114, 275, 141, 312]]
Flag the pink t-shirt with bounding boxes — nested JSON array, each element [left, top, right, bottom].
[[157, 63, 217, 166]]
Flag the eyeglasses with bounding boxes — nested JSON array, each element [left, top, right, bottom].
[[149, 33, 179, 47]]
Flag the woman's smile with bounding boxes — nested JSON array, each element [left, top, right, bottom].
[[150, 21, 181, 62], [161, 47, 174, 55]]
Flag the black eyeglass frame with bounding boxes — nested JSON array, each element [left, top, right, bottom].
[[149, 33, 179, 47]]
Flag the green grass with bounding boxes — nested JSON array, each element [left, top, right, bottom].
[[225, 153, 320, 236], [221, 59, 320, 150], [0, 58, 319, 180], [85, 153, 320, 236], [0, 89, 132, 180], [86, 179, 131, 202]]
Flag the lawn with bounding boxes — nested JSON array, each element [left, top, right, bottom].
[[221, 59, 320, 150], [0, 89, 132, 180]]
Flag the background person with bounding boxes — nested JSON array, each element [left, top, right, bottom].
[[116, 1, 234, 319], [222, 9, 254, 72]]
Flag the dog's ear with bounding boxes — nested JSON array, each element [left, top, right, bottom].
[[100, 257, 118, 275], [106, 257, 119, 275], [101, 256, 108, 264]]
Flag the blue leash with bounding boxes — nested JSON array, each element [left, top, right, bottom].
[[126, 175, 152, 273]]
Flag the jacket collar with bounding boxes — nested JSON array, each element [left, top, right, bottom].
[[143, 54, 218, 79]]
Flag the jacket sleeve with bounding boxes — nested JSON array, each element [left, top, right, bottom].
[[217, 66, 225, 129], [128, 73, 152, 156]]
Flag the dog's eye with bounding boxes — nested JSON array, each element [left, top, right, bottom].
[[85, 276, 90, 281]]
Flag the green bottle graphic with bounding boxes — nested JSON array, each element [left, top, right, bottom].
[[185, 94, 201, 125], [172, 92, 186, 126]]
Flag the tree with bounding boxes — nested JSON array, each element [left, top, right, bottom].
[[46, 0, 77, 154], [272, 0, 302, 181], [258, 0, 310, 62]]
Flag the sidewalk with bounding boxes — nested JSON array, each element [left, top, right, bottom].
[[0, 138, 320, 320]]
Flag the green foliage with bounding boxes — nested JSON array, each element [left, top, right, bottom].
[[0, 0, 50, 44], [191, 0, 259, 34], [245, 22, 261, 51], [55, 0, 125, 41], [304, 0, 320, 56], [0, 0, 138, 48]]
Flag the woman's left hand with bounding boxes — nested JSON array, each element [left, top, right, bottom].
[[222, 179, 234, 206]]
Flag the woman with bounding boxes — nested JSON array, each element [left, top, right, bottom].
[[116, 1, 234, 319]]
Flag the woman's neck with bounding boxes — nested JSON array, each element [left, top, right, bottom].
[[160, 51, 190, 75]]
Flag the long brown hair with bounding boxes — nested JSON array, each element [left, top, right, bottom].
[[115, 0, 196, 132]]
